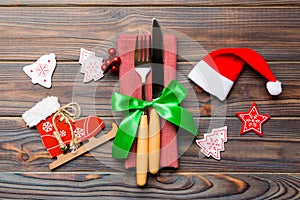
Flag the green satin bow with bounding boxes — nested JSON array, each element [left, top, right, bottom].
[[111, 80, 198, 159]]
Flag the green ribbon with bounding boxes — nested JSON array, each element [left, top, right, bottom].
[[111, 80, 198, 159]]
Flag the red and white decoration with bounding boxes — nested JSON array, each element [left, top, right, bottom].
[[79, 48, 104, 82], [79, 48, 95, 67], [188, 48, 282, 101], [22, 96, 105, 157], [236, 102, 270, 137], [23, 53, 56, 88], [38, 114, 76, 157], [73, 116, 104, 141], [196, 126, 227, 160]]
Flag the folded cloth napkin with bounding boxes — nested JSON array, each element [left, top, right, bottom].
[[117, 34, 178, 168]]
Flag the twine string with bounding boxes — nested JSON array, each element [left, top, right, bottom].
[[52, 103, 81, 153]]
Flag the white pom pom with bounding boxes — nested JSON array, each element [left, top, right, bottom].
[[266, 80, 282, 96]]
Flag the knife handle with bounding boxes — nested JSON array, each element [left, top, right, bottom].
[[149, 108, 160, 174], [136, 114, 148, 186]]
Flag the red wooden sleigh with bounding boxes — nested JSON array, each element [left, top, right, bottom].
[[37, 115, 118, 170]]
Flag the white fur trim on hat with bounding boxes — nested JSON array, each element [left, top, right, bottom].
[[266, 80, 282, 96], [22, 96, 60, 127], [188, 60, 234, 101]]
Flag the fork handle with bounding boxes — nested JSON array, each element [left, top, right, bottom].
[[136, 114, 148, 187]]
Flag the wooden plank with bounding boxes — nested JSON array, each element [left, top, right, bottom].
[[0, 172, 299, 199], [0, 117, 299, 172], [0, 62, 298, 117], [1, 0, 300, 6], [0, 7, 299, 62]]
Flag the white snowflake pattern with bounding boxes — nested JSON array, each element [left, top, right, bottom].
[[60, 130, 67, 137], [74, 127, 85, 138], [42, 121, 53, 133], [246, 114, 260, 128]]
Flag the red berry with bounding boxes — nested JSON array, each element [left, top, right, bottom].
[[110, 65, 119, 74], [112, 56, 121, 67], [108, 48, 116, 56], [105, 59, 112, 67], [101, 63, 107, 71]]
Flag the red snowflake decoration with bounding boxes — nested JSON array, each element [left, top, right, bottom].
[[236, 102, 270, 137], [196, 126, 227, 160], [36, 64, 49, 77]]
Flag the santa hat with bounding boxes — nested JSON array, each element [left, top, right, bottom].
[[188, 48, 282, 101]]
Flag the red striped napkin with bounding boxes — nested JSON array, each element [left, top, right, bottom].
[[117, 34, 178, 168]]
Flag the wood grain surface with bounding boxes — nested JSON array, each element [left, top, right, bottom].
[[0, 173, 300, 199], [0, 7, 299, 62], [0, 1, 299, 199], [1, 0, 300, 6]]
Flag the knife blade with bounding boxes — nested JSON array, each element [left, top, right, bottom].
[[151, 18, 164, 96], [149, 18, 164, 174]]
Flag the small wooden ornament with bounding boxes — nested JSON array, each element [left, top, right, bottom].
[[196, 126, 227, 160], [79, 48, 104, 82], [49, 123, 118, 170], [22, 96, 118, 170], [23, 53, 56, 88]]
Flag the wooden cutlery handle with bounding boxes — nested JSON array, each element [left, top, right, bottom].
[[136, 114, 148, 186], [149, 108, 160, 174]]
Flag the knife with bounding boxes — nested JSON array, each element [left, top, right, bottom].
[[149, 18, 164, 174]]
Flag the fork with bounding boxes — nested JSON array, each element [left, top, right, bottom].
[[134, 35, 151, 101], [134, 34, 151, 187]]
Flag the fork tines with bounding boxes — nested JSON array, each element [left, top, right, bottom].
[[136, 34, 151, 64]]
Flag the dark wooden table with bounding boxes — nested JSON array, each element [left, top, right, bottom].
[[0, 1, 300, 199]]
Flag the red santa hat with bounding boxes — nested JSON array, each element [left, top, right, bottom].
[[188, 48, 282, 101]]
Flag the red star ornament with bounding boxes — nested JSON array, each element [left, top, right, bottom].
[[236, 103, 270, 137], [196, 126, 227, 160]]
